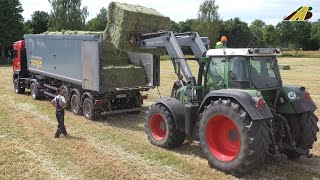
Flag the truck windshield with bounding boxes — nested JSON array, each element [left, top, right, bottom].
[[250, 56, 280, 89]]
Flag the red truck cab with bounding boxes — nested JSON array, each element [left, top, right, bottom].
[[11, 40, 26, 72], [10, 40, 29, 94]]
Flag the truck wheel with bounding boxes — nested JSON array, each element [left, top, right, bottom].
[[30, 83, 40, 100], [83, 97, 100, 120], [199, 99, 271, 175], [14, 79, 25, 94], [284, 111, 319, 159], [71, 94, 82, 115], [145, 103, 186, 148]]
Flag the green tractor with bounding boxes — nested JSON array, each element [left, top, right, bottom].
[[134, 32, 319, 175]]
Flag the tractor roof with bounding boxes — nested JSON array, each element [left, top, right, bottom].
[[206, 48, 282, 57]]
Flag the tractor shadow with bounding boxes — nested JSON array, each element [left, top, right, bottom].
[[96, 108, 320, 179], [242, 154, 320, 179]]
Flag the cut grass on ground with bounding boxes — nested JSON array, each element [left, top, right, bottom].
[[0, 57, 319, 179]]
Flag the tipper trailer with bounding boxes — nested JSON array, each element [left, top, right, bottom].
[[9, 33, 160, 119]]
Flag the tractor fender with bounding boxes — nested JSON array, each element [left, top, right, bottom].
[[278, 85, 318, 114], [155, 97, 185, 131], [199, 89, 273, 120]]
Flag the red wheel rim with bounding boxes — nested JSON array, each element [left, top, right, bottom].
[[206, 115, 240, 162], [150, 114, 166, 141]]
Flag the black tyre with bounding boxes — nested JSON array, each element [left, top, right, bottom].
[[199, 99, 271, 175], [284, 111, 319, 159], [30, 83, 40, 100], [145, 103, 186, 148], [71, 94, 82, 115], [14, 79, 25, 94], [83, 97, 100, 120]]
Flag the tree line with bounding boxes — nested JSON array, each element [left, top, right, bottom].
[[172, 1, 320, 50], [1, 0, 319, 58]]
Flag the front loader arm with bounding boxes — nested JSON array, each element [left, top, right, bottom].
[[133, 31, 196, 87]]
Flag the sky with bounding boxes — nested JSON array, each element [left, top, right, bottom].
[[21, 0, 319, 25]]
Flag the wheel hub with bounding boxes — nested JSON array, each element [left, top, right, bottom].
[[150, 114, 166, 141], [206, 115, 240, 162]]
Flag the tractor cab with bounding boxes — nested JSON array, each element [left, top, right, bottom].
[[205, 48, 282, 91]]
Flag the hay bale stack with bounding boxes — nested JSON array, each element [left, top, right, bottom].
[[100, 2, 171, 89], [43, 31, 103, 35], [102, 65, 147, 88], [103, 2, 170, 55]]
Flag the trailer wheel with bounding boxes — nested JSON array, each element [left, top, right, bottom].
[[30, 83, 40, 100], [71, 94, 82, 115], [199, 99, 271, 175], [14, 79, 25, 94], [284, 112, 319, 159], [83, 97, 100, 120], [145, 103, 186, 148]]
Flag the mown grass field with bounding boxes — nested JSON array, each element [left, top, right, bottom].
[[0, 57, 319, 179]]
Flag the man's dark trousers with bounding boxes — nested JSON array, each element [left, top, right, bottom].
[[55, 97, 67, 137]]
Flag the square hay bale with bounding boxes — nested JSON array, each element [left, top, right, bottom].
[[104, 2, 171, 54], [101, 65, 147, 89], [279, 64, 291, 70]]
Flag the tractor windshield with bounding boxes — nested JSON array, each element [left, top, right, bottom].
[[250, 56, 281, 89]]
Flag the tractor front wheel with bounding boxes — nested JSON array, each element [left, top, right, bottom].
[[285, 111, 319, 159], [145, 104, 186, 148], [199, 99, 271, 175]]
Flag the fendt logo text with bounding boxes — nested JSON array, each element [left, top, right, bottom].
[[283, 6, 313, 21]]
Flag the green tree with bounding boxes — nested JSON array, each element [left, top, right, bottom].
[[192, 0, 220, 48], [309, 20, 320, 50], [86, 7, 107, 31], [219, 18, 252, 48], [0, 0, 24, 58], [48, 0, 89, 31], [30, 11, 49, 34], [262, 24, 278, 47], [24, 20, 34, 34], [170, 20, 179, 32], [275, 21, 293, 48], [250, 19, 266, 47]]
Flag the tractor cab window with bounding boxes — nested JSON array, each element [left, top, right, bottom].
[[229, 56, 250, 88], [250, 57, 280, 89], [206, 57, 225, 91]]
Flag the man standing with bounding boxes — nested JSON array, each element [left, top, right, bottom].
[[171, 74, 187, 97], [51, 87, 68, 138]]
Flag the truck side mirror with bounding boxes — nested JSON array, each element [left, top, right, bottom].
[[7, 50, 13, 63]]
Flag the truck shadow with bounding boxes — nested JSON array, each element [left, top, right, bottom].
[[97, 107, 149, 133]]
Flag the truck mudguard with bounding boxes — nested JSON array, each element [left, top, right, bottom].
[[155, 97, 185, 131], [199, 89, 273, 120]]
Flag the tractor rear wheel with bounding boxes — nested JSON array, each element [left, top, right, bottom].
[[199, 99, 271, 175], [284, 111, 319, 159], [145, 104, 186, 148]]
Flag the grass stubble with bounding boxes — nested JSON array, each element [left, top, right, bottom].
[[0, 57, 319, 179]]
